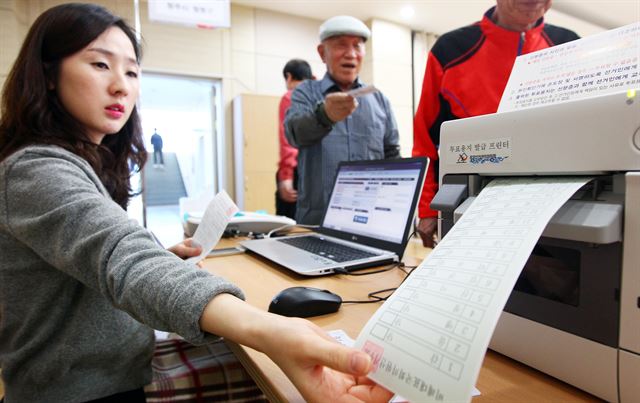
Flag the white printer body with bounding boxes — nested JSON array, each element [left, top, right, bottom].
[[434, 92, 640, 402]]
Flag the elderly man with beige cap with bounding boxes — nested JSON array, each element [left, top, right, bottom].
[[285, 15, 400, 225]]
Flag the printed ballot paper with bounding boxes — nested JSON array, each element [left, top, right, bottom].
[[354, 177, 590, 402], [186, 190, 239, 264], [329, 329, 481, 401], [499, 22, 640, 113]]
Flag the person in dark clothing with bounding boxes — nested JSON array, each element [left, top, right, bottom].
[[276, 59, 313, 219], [150, 128, 164, 166]]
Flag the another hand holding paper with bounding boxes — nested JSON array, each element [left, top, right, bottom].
[[323, 86, 377, 123], [324, 92, 358, 122]]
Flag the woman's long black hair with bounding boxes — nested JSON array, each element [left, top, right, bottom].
[[0, 2, 147, 208]]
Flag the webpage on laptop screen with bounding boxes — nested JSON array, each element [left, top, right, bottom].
[[322, 163, 421, 244]]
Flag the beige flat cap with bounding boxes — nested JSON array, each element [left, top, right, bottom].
[[319, 15, 371, 42]]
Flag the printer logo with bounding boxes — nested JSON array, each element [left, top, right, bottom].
[[470, 154, 509, 164], [457, 152, 468, 163]]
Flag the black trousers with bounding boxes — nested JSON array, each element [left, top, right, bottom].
[[275, 168, 298, 220]]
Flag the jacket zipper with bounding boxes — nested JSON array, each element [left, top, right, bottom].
[[517, 32, 525, 55]]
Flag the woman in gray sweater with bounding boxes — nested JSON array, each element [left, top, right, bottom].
[[0, 3, 392, 402]]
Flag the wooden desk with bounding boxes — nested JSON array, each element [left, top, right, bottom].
[[201, 240, 601, 402]]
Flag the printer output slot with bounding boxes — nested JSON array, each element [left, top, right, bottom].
[[440, 174, 623, 245], [570, 176, 613, 201]]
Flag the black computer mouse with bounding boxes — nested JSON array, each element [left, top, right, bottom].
[[268, 286, 342, 318]]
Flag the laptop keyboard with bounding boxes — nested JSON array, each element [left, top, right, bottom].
[[278, 236, 378, 263]]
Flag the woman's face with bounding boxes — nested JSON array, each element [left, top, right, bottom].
[[55, 26, 140, 144]]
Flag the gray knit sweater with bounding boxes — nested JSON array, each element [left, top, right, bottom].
[[0, 145, 244, 402]]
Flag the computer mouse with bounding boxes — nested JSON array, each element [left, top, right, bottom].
[[268, 286, 342, 318]]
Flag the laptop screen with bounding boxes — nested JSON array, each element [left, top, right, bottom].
[[321, 159, 425, 244]]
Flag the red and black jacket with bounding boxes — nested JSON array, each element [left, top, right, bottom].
[[413, 7, 579, 218]]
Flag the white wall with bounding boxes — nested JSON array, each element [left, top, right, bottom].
[[252, 8, 326, 94], [367, 19, 414, 157], [545, 8, 606, 38], [0, 0, 28, 92]]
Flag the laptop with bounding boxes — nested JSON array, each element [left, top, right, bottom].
[[240, 157, 427, 276]]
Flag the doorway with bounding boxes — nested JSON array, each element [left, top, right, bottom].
[[130, 73, 223, 247]]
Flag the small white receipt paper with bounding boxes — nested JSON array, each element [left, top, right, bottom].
[[186, 190, 239, 264], [355, 177, 589, 402]]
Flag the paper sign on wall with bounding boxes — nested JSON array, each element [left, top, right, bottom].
[[148, 0, 230, 29]]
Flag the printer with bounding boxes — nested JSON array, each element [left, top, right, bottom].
[[432, 92, 640, 402]]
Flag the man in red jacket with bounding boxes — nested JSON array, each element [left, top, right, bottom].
[[276, 59, 313, 219], [412, 0, 579, 247]]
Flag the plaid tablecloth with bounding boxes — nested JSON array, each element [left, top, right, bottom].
[[145, 337, 267, 402]]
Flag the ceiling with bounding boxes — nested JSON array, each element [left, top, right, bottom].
[[232, 0, 640, 37]]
